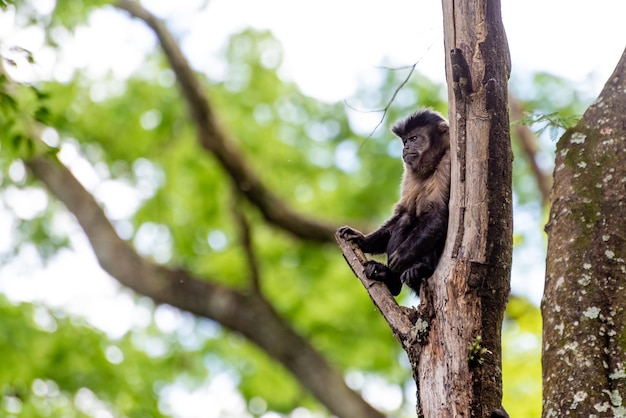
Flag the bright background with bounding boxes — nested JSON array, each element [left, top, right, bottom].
[[1, 1, 625, 417]]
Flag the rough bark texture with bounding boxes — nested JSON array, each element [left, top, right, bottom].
[[431, 0, 512, 416], [25, 154, 385, 418], [337, 2, 512, 416], [542, 47, 626, 417]]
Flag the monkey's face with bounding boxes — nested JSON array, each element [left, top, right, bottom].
[[401, 126, 432, 170]]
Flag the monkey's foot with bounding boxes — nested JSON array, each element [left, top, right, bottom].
[[364, 261, 402, 296], [400, 263, 433, 294]]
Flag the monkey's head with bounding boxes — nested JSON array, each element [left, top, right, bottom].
[[391, 109, 450, 178]]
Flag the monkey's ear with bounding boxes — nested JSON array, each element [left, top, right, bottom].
[[438, 121, 449, 135], [390, 123, 404, 138]]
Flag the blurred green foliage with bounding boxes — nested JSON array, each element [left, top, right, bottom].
[[0, 1, 594, 417], [0, 295, 206, 418], [502, 297, 543, 417]]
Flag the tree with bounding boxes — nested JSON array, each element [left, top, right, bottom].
[[339, 0, 512, 416], [542, 47, 626, 416]]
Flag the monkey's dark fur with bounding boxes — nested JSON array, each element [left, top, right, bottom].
[[339, 109, 451, 295]]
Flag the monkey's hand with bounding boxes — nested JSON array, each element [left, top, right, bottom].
[[363, 260, 386, 280], [337, 226, 365, 246]]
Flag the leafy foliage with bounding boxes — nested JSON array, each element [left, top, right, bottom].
[[1, 23, 422, 415], [0, 73, 50, 160], [514, 112, 579, 140], [0, 0, 16, 9], [0, 295, 207, 417], [50, 0, 116, 30]]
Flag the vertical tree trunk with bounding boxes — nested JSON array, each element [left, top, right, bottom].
[[542, 47, 626, 417], [416, 1, 512, 416], [338, 2, 512, 416]]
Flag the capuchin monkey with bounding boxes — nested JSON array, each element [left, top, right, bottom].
[[338, 109, 451, 296]]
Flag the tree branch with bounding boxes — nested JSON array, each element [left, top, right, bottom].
[[25, 153, 384, 418], [335, 232, 424, 345], [114, 0, 336, 243], [231, 192, 261, 293], [347, 62, 418, 143], [346, 37, 440, 145], [335, 232, 435, 415]]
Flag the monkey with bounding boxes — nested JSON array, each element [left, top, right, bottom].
[[338, 109, 451, 296]]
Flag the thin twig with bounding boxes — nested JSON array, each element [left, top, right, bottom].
[[345, 36, 441, 146]]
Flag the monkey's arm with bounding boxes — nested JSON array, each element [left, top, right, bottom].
[[338, 214, 399, 255], [388, 210, 447, 272]]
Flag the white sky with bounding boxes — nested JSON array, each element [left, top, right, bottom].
[[176, 0, 625, 101], [1, 1, 625, 415], [4, 0, 626, 100]]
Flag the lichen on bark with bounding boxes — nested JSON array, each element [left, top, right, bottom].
[[543, 47, 626, 417]]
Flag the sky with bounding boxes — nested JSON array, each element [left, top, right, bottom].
[[4, 0, 626, 100], [1, 0, 626, 416]]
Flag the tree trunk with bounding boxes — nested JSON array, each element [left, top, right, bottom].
[[416, 1, 512, 416], [542, 46, 626, 417], [338, 1, 512, 417]]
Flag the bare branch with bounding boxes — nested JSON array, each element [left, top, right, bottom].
[[372, 63, 417, 135], [335, 232, 417, 342], [345, 62, 416, 145], [335, 232, 433, 414], [25, 152, 384, 418], [114, 0, 336, 243]]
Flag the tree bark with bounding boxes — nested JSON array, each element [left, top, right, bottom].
[[338, 1, 512, 416], [542, 46, 626, 417], [424, 1, 511, 416]]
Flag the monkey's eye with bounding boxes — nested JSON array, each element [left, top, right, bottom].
[[408, 135, 424, 143]]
